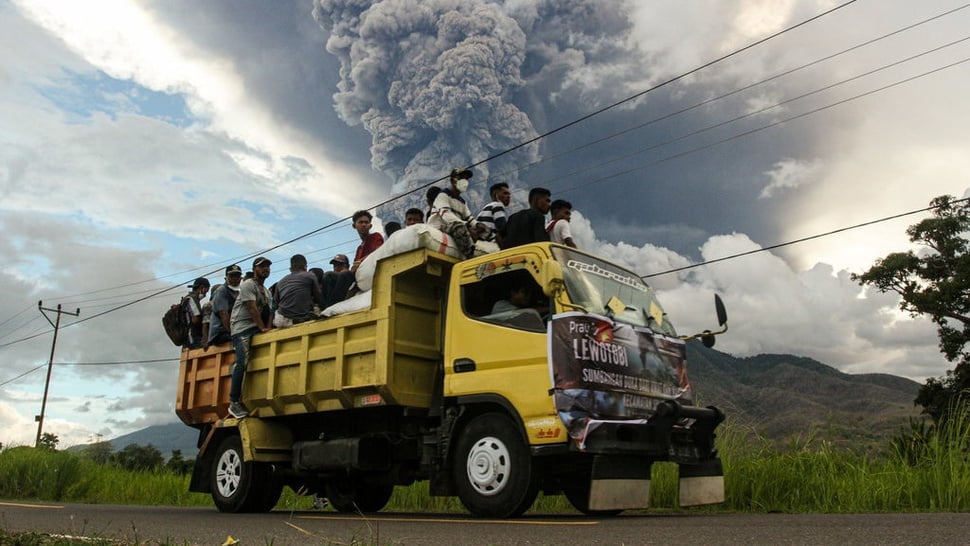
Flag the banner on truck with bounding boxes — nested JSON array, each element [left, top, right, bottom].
[[547, 312, 691, 442]]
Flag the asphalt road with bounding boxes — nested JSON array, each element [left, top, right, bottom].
[[1, 501, 968, 545]]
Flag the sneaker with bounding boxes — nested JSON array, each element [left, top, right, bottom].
[[228, 401, 249, 419]]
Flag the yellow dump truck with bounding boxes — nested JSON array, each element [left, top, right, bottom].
[[176, 242, 728, 517]]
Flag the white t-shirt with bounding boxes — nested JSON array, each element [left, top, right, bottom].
[[547, 219, 572, 245]]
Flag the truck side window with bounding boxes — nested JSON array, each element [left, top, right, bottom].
[[461, 270, 547, 333]]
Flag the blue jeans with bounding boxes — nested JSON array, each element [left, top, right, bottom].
[[229, 326, 260, 402]]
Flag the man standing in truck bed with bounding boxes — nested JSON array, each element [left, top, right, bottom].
[[228, 256, 273, 418]]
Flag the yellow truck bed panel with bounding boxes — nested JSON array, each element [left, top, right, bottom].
[[176, 249, 455, 425]]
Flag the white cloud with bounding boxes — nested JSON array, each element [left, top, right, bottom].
[[760, 157, 819, 198]]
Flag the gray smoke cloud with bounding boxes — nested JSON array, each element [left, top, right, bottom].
[[312, 0, 641, 215]]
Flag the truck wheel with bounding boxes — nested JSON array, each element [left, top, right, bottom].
[[210, 435, 282, 513], [453, 412, 539, 518], [326, 478, 394, 513]]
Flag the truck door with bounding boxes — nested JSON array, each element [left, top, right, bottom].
[[443, 252, 559, 437]]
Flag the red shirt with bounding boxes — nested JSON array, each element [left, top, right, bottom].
[[355, 232, 384, 263]]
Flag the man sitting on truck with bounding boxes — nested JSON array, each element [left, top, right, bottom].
[[322, 211, 383, 308], [227, 256, 273, 419], [499, 187, 552, 249], [273, 254, 323, 328], [428, 168, 485, 259]]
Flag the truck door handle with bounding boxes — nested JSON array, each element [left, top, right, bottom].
[[453, 358, 476, 373]]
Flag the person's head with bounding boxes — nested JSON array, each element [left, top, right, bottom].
[[449, 168, 473, 194], [244, 271, 254, 281], [508, 281, 534, 308], [329, 253, 350, 273], [309, 267, 324, 285], [405, 208, 424, 226], [490, 182, 511, 206], [528, 187, 552, 213], [252, 257, 272, 281], [352, 210, 373, 238], [289, 254, 308, 272], [224, 264, 243, 287], [425, 186, 442, 208], [384, 221, 402, 238], [550, 199, 572, 221], [190, 277, 210, 296]]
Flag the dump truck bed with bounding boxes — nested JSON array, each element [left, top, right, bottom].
[[176, 249, 457, 426]]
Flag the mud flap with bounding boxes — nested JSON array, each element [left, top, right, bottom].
[[588, 455, 651, 511], [678, 458, 725, 506]]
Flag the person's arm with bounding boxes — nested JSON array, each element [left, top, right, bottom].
[[246, 300, 270, 333], [217, 310, 231, 330], [558, 221, 577, 248]]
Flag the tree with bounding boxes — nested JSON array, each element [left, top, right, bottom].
[[853, 195, 970, 423], [112, 443, 165, 471], [82, 441, 114, 465], [38, 432, 59, 451], [166, 449, 194, 475]]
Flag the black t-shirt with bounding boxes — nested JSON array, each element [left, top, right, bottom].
[[500, 208, 549, 249]]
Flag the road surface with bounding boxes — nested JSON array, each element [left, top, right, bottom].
[[1, 501, 967, 545]]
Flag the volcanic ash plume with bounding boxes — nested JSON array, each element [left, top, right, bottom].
[[313, 0, 541, 209]]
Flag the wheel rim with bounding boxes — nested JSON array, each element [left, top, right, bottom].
[[466, 436, 511, 497], [215, 448, 242, 498]]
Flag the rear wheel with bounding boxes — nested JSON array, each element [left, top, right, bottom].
[[326, 477, 394, 513], [210, 435, 282, 513], [453, 412, 539, 518]]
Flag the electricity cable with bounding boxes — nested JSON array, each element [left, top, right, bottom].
[[641, 198, 970, 279]]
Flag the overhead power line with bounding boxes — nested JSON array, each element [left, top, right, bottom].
[[641, 198, 970, 279]]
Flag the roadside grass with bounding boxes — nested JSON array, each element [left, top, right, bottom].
[[3, 416, 970, 515]]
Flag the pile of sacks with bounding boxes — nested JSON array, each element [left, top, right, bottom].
[[321, 224, 499, 316]]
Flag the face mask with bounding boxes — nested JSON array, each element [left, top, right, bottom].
[[455, 179, 469, 193]]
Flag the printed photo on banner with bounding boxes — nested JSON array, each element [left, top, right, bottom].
[[547, 312, 691, 440]]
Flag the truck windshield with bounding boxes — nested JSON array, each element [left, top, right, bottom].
[[551, 247, 677, 336]]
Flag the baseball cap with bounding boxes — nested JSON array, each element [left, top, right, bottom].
[[330, 253, 349, 266], [450, 168, 473, 180], [190, 277, 210, 289], [225, 264, 243, 276], [253, 257, 272, 269]]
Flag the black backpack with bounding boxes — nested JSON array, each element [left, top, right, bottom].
[[162, 296, 191, 346]]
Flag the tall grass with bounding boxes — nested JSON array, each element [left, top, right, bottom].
[[4, 411, 970, 513]]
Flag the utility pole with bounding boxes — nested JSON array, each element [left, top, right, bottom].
[[35, 301, 80, 448]]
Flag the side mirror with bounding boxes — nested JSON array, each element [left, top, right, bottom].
[[540, 260, 565, 297], [715, 294, 728, 327]]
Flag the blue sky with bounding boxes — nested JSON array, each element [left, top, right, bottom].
[[2, 0, 969, 447]]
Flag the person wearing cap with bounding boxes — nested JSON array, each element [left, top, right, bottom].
[[183, 277, 210, 350], [429, 167, 484, 259], [228, 256, 274, 418], [500, 187, 552, 249], [329, 254, 350, 273], [206, 264, 243, 348], [272, 254, 323, 328], [476, 182, 511, 244]]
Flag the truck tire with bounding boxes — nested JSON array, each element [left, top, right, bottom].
[[453, 412, 539, 518], [326, 478, 394, 513], [210, 435, 282, 513]]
